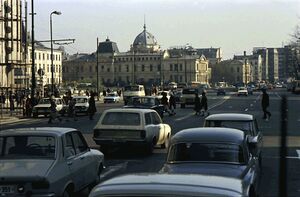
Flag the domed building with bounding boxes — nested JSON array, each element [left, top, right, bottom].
[[131, 24, 160, 53]]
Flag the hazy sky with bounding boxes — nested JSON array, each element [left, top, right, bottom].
[[31, 0, 300, 59]]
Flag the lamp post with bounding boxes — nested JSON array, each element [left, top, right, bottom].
[[50, 10, 61, 95]]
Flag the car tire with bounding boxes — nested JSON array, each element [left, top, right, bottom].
[[249, 186, 257, 197], [161, 134, 170, 149], [62, 186, 73, 197], [146, 139, 155, 155]]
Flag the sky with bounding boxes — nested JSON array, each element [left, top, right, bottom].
[[30, 0, 300, 59]]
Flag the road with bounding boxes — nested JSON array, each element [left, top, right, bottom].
[[1, 88, 300, 196]]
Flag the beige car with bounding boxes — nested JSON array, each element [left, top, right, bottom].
[[93, 108, 172, 154]]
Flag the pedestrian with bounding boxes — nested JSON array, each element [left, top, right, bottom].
[[194, 93, 201, 115], [48, 96, 62, 124], [169, 92, 176, 115], [161, 92, 171, 116], [261, 89, 271, 121], [67, 98, 77, 121], [200, 91, 209, 117], [88, 93, 97, 120], [25, 95, 32, 117], [9, 91, 15, 116]]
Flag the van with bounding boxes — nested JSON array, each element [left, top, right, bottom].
[[123, 85, 146, 105]]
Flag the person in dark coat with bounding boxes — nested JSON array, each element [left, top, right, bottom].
[[48, 96, 62, 124], [161, 92, 171, 116], [261, 89, 271, 120], [200, 91, 209, 116], [169, 92, 176, 115], [194, 93, 201, 115], [88, 93, 97, 120]]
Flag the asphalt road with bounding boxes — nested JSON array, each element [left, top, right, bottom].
[[1, 88, 300, 196]]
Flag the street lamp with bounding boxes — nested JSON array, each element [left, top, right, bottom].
[[50, 10, 61, 95]]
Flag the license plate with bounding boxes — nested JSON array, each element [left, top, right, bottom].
[[0, 185, 15, 194]]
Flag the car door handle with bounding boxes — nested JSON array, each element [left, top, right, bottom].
[[67, 161, 73, 166]]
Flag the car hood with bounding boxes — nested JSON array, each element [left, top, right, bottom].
[[161, 163, 247, 179], [0, 159, 55, 179]]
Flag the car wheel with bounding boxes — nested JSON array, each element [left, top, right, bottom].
[[161, 134, 170, 149], [62, 186, 73, 197], [249, 186, 257, 197], [146, 139, 155, 154]]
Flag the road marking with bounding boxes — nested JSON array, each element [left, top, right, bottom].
[[174, 96, 231, 121], [245, 108, 248, 111], [275, 92, 282, 99]]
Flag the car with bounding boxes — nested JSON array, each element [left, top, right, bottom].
[[0, 127, 104, 197], [217, 88, 226, 96], [93, 108, 172, 154], [72, 95, 89, 115], [204, 113, 263, 165], [89, 173, 249, 197], [32, 97, 66, 118], [124, 96, 165, 118], [177, 82, 188, 89], [237, 87, 248, 96], [160, 127, 260, 197], [103, 92, 121, 103], [156, 90, 171, 101], [247, 86, 254, 95], [168, 82, 177, 89], [179, 88, 199, 108]]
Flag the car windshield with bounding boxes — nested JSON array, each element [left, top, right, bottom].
[[74, 98, 87, 103], [205, 120, 252, 135], [168, 143, 244, 164], [38, 99, 51, 104], [0, 135, 56, 159], [102, 112, 141, 125]]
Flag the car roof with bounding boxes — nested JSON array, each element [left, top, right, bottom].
[[171, 127, 245, 145], [0, 127, 76, 137], [205, 113, 254, 121], [90, 173, 242, 197], [103, 108, 155, 113]]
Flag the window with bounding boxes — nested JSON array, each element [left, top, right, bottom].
[[101, 65, 104, 71], [142, 65, 145, 71], [102, 112, 141, 126], [72, 132, 88, 154], [65, 133, 76, 157], [150, 64, 153, 71], [180, 64, 183, 71], [151, 112, 161, 125], [170, 64, 173, 71], [126, 65, 129, 72], [145, 113, 152, 125], [119, 65, 121, 72], [237, 67, 240, 72], [175, 64, 178, 71]]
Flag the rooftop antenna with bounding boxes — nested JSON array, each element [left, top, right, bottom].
[[144, 14, 146, 30]]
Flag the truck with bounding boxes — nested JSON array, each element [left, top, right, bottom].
[[123, 85, 146, 105]]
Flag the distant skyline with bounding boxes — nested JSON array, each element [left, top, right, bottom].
[[32, 0, 300, 59]]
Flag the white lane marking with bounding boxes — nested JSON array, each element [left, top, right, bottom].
[[174, 96, 231, 121], [275, 92, 281, 99], [245, 108, 248, 112]]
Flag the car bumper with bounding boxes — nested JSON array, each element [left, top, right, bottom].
[[103, 100, 116, 103], [93, 138, 148, 146]]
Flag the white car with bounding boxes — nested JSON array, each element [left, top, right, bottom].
[[237, 87, 248, 96], [103, 92, 121, 103], [32, 97, 65, 117], [0, 127, 104, 197], [93, 108, 172, 154], [72, 95, 89, 115]]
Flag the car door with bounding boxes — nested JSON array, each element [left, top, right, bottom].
[[253, 119, 263, 157], [71, 131, 95, 188], [64, 132, 85, 190], [150, 112, 164, 145], [144, 112, 155, 141]]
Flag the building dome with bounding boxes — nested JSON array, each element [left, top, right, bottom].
[[132, 24, 160, 52]]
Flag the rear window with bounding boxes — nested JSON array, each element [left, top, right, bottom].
[[168, 143, 244, 164], [182, 89, 198, 94], [205, 120, 252, 135], [39, 99, 51, 104], [0, 135, 56, 159], [102, 112, 141, 126]]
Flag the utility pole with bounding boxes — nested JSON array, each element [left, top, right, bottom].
[[96, 37, 99, 100], [30, 0, 36, 103]]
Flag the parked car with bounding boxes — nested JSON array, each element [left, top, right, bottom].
[[72, 95, 89, 115], [124, 96, 165, 118], [160, 127, 260, 197], [103, 92, 121, 103], [0, 127, 104, 197], [204, 113, 263, 165], [89, 173, 248, 197], [93, 108, 172, 154], [237, 87, 248, 96], [32, 97, 66, 118], [217, 88, 226, 96]]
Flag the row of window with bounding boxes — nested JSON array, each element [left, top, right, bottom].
[[36, 64, 61, 73], [115, 56, 161, 62], [29, 50, 61, 61]]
